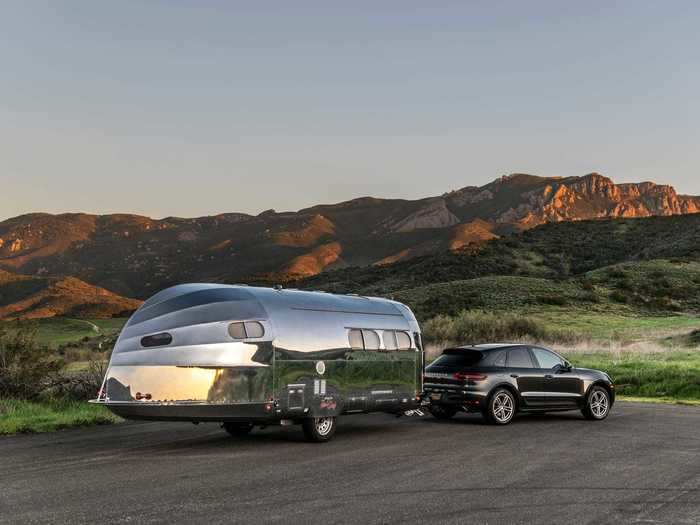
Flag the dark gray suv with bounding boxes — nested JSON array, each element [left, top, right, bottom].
[[423, 344, 614, 425]]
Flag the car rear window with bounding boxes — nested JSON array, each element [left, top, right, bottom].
[[430, 350, 484, 368]]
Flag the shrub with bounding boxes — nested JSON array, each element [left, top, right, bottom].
[[616, 278, 634, 291], [0, 326, 63, 400], [580, 279, 596, 292], [690, 330, 700, 346], [536, 295, 567, 306], [610, 290, 629, 304], [42, 359, 108, 401], [422, 310, 577, 345], [608, 268, 627, 279]]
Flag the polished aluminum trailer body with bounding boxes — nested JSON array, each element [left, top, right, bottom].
[[95, 284, 423, 424]]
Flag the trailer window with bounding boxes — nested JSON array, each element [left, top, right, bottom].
[[348, 329, 364, 349], [141, 332, 172, 348], [362, 330, 380, 350], [228, 321, 265, 340], [245, 321, 265, 338], [396, 331, 412, 350], [383, 331, 397, 350], [228, 322, 246, 339]]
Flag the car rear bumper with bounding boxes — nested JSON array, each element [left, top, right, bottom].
[[422, 385, 487, 409]]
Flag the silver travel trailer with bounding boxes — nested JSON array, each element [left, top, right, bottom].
[[93, 284, 423, 442]]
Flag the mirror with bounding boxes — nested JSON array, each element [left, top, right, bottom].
[[555, 362, 572, 373]]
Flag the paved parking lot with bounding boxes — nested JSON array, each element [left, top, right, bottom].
[[1, 402, 698, 524]]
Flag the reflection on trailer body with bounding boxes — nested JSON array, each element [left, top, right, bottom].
[[93, 284, 422, 435]]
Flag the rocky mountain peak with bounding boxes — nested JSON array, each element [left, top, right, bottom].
[[0, 172, 698, 307]]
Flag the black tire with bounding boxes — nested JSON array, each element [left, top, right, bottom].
[[302, 416, 337, 442], [483, 388, 516, 425], [222, 422, 254, 437], [581, 386, 611, 420], [429, 404, 458, 420]]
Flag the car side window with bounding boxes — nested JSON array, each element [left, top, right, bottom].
[[491, 350, 506, 367], [506, 347, 535, 368], [531, 347, 565, 369]]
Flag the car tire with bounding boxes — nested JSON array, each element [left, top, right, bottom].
[[429, 404, 458, 420], [302, 416, 337, 442], [223, 422, 254, 437], [582, 386, 611, 420], [483, 388, 516, 425]]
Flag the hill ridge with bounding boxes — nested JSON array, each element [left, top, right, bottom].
[[1, 173, 699, 300]]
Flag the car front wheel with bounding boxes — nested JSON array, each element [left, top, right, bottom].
[[582, 386, 611, 420], [483, 388, 516, 425]]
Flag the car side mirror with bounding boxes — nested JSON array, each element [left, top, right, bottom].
[[555, 362, 572, 373]]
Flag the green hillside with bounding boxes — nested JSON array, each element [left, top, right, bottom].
[[391, 260, 700, 321], [299, 213, 700, 295]]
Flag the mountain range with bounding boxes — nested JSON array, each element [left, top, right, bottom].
[[1, 172, 699, 319]]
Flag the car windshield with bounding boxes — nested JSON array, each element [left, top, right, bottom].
[[429, 350, 484, 368]]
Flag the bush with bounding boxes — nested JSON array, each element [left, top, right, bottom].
[[690, 330, 700, 346], [422, 310, 577, 345], [580, 279, 596, 292], [0, 326, 63, 400], [610, 290, 629, 304], [608, 268, 627, 279], [536, 295, 567, 306], [615, 278, 634, 291], [42, 360, 107, 401]]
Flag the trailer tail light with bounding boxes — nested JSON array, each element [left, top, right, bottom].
[[453, 372, 487, 382]]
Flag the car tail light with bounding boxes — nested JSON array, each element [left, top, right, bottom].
[[453, 372, 487, 382]]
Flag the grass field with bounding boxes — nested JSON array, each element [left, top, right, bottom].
[[2, 317, 127, 347], [565, 351, 700, 401], [1, 305, 697, 436], [0, 399, 121, 435], [528, 310, 700, 342]]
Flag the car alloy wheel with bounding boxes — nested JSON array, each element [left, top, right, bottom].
[[493, 392, 514, 423], [485, 388, 515, 425], [589, 389, 609, 419]]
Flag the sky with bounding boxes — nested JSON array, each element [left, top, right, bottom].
[[1, 1, 699, 220]]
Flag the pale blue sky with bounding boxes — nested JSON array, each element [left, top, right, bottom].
[[2, 1, 699, 220]]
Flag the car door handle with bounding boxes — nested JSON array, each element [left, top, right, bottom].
[[510, 374, 519, 378], [544, 375, 554, 379]]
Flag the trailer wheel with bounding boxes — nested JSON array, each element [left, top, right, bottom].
[[302, 416, 337, 442], [222, 422, 254, 437], [429, 404, 457, 420]]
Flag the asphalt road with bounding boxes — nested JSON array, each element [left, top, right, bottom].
[[1, 402, 698, 525]]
